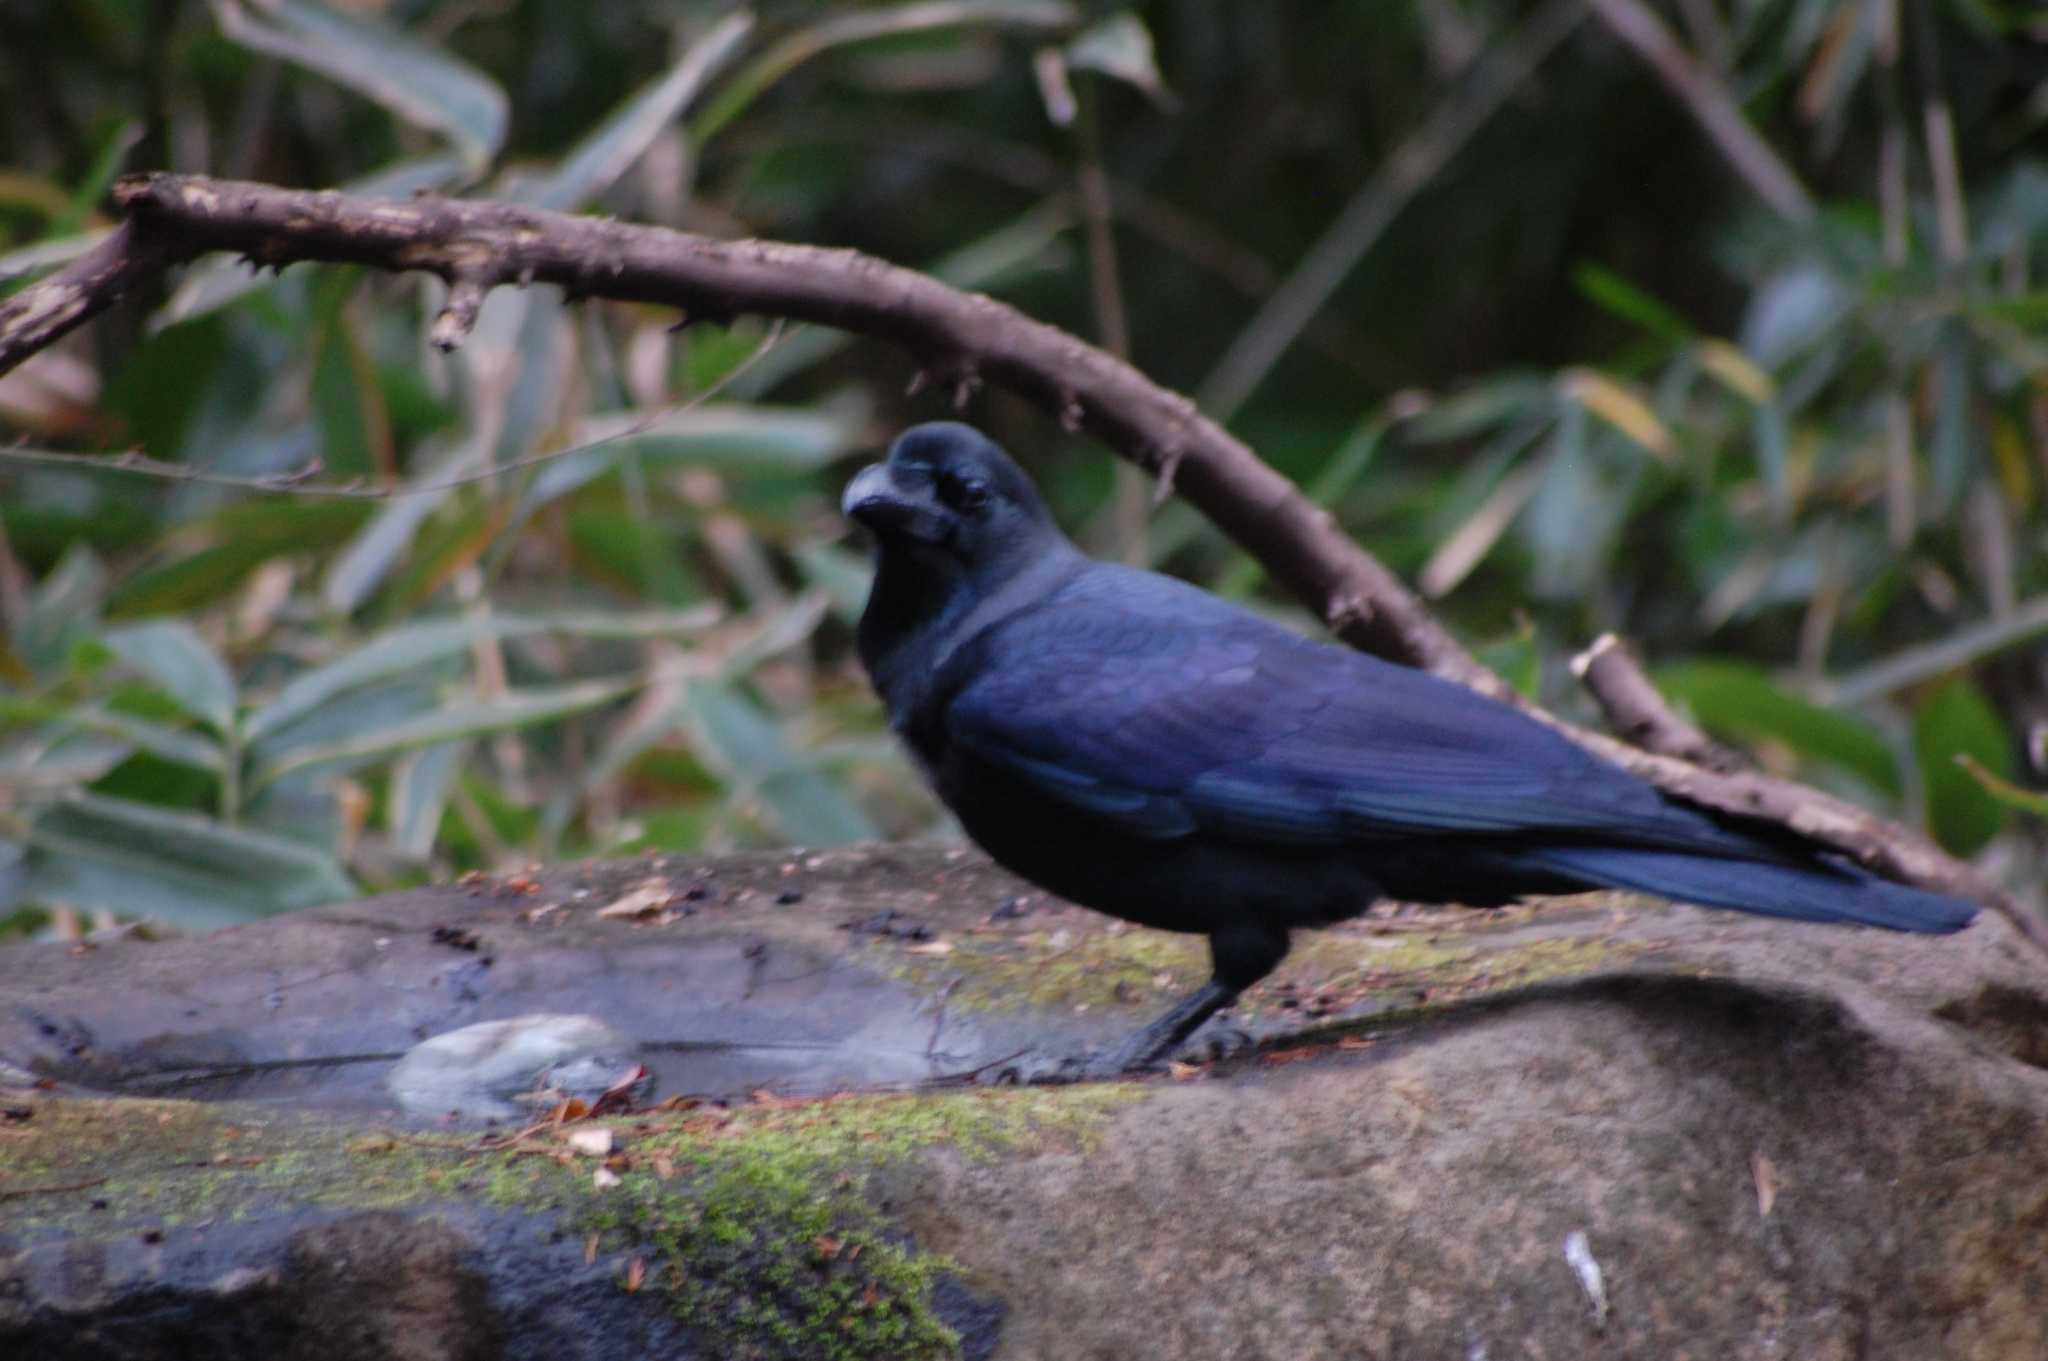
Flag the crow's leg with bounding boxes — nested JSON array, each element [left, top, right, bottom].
[[990, 923, 1291, 1084]]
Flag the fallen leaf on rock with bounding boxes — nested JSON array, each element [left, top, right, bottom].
[[905, 939, 953, 956], [1167, 1061, 1206, 1081], [623, 1257, 646, 1292], [1260, 1046, 1318, 1066], [585, 1233, 600, 1265], [590, 1064, 650, 1116], [597, 878, 675, 920]]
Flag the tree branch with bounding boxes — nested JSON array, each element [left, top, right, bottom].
[[1571, 633, 1744, 772], [0, 171, 2030, 948]]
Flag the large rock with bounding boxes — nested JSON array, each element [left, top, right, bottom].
[[3, 846, 2044, 1359]]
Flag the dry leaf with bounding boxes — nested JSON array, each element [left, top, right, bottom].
[[1752, 1149, 1779, 1217], [623, 1256, 646, 1292], [584, 1233, 600, 1265], [650, 1150, 677, 1181], [905, 939, 953, 956], [597, 877, 675, 920]]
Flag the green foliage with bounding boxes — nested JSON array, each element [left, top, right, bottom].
[[2, 2, 2042, 935], [1655, 660, 1900, 797], [1913, 680, 2015, 857]]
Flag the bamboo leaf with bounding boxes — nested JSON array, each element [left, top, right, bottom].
[[209, 0, 508, 173], [0, 699, 225, 775], [517, 11, 752, 212], [1560, 368, 1675, 463], [1912, 679, 2013, 857], [388, 740, 469, 859], [1697, 339, 1775, 404], [100, 620, 237, 730], [524, 405, 859, 512], [1573, 264, 1692, 343], [250, 676, 642, 791], [21, 793, 355, 926], [1655, 660, 1900, 796], [243, 607, 716, 745], [684, 681, 874, 845], [1066, 11, 1175, 108]]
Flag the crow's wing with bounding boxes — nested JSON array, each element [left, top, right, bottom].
[[945, 566, 1701, 850]]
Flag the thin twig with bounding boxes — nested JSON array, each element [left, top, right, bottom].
[[1197, 0, 1586, 419], [1571, 633, 1745, 771], [1906, 0, 1969, 268], [1820, 595, 2048, 709], [1073, 81, 1148, 566], [720, 114, 1409, 385], [1586, 0, 1817, 223]]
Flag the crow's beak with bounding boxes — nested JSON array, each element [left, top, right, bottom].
[[842, 462, 950, 544]]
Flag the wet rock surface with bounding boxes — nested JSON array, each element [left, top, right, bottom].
[[2, 845, 2045, 1359]]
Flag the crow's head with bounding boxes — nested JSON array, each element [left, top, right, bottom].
[[842, 422, 1061, 580]]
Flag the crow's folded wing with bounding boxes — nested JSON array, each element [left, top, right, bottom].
[[945, 579, 1697, 850]]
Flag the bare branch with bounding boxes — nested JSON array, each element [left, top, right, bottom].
[[0, 222, 173, 367], [0, 170, 2029, 946], [1571, 633, 1743, 771]]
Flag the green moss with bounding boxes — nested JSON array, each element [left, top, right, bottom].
[[344, 1084, 1137, 1361], [859, 906, 1646, 1028], [860, 922, 1209, 1016], [598, 1154, 952, 1360], [582, 1086, 1134, 1360], [0, 1096, 327, 1231]]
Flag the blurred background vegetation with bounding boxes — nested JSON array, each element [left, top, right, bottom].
[[1, 0, 2043, 939]]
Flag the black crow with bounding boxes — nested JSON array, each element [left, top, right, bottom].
[[842, 422, 1977, 1080]]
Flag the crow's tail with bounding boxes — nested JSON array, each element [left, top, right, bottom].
[[1510, 843, 1978, 933]]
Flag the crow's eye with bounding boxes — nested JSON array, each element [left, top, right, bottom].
[[938, 472, 991, 514]]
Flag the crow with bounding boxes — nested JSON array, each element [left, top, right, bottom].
[[842, 421, 1978, 1080]]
